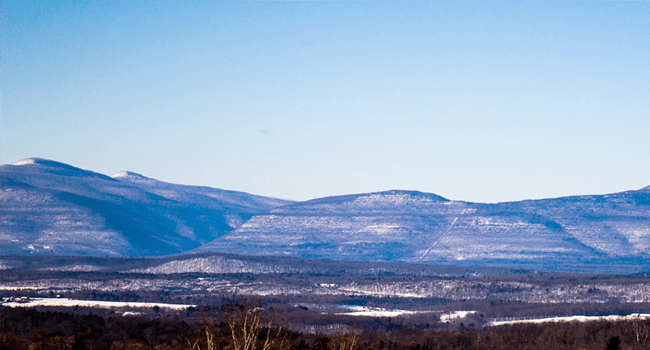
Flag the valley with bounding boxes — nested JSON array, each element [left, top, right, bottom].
[[2, 252, 650, 329]]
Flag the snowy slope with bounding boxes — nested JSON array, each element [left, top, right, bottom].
[[0, 158, 292, 257], [198, 188, 650, 269]]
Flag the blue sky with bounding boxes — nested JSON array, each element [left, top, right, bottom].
[[1, 0, 649, 203]]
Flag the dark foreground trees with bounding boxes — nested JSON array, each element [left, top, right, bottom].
[[2, 303, 650, 350]]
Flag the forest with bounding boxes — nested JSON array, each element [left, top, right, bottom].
[[1, 300, 648, 350]]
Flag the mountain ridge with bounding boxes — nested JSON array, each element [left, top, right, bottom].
[[198, 185, 650, 270], [12, 157, 118, 182], [0, 158, 293, 257]]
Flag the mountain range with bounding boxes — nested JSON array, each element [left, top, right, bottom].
[[198, 187, 650, 270], [2, 158, 650, 272], [0, 158, 291, 256]]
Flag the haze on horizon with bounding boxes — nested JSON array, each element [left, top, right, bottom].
[[1, 1, 649, 203]]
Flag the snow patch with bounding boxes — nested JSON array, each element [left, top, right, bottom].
[[440, 311, 476, 322], [1, 297, 195, 310], [112, 171, 150, 181], [123, 311, 142, 316], [0, 261, 12, 270], [359, 224, 400, 235], [129, 256, 292, 274], [40, 264, 101, 272], [335, 305, 429, 317], [491, 313, 650, 326], [13, 158, 40, 166]]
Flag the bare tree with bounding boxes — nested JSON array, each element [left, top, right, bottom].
[[633, 320, 650, 345], [328, 329, 359, 350], [185, 337, 201, 350], [222, 299, 287, 350], [198, 314, 218, 350]]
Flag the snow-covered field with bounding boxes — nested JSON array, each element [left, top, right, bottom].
[[1, 297, 195, 310], [491, 313, 650, 326], [440, 311, 476, 322], [335, 305, 431, 317]]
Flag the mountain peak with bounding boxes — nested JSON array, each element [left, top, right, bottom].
[[11, 157, 116, 181], [14, 157, 66, 167], [374, 189, 448, 200], [300, 189, 449, 206]]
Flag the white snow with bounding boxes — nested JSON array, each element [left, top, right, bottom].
[[491, 313, 650, 326], [440, 311, 476, 322], [111, 171, 140, 179], [335, 305, 429, 317], [13, 158, 38, 166], [0, 261, 12, 270], [129, 256, 292, 274], [123, 311, 143, 316], [39, 264, 101, 272], [0, 286, 39, 291], [1, 297, 196, 310]]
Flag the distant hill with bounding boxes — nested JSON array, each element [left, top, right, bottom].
[[0, 158, 292, 256], [197, 188, 650, 271]]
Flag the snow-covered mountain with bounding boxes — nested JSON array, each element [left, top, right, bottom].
[[3, 157, 650, 271], [198, 188, 650, 270], [0, 158, 292, 256]]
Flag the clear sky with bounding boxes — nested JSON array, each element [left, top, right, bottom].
[[1, 0, 649, 203]]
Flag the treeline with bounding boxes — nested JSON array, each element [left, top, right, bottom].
[[2, 302, 650, 350]]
